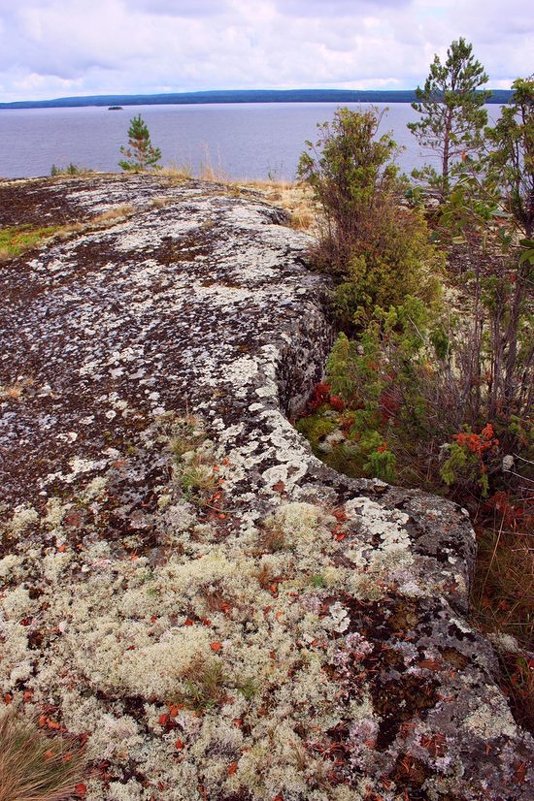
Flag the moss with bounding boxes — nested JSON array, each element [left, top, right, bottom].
[[0, 224, 59, 260], [295, 412, 338, 450]]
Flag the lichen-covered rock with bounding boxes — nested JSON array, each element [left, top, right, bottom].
[[0, 174, 532, 800]]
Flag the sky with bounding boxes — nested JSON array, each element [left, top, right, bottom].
[[0, 0, 532, 102]]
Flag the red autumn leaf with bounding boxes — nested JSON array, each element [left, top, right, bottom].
[[175, 738, 185, 750], [75, 784, 87, 796], [227, 761, 238, 775], [210, 641, 223, 652]]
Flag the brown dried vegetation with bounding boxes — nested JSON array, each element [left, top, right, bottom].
[[0, 712, 86, 801]]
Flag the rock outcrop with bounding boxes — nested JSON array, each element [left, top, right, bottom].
[[1, 175, 532, 801]]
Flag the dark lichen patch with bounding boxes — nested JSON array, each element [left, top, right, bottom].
[[439, 646, 470, 669], [152, 231, 215, 264], [374, 676, 440, 751], [391, 753, 429, 791], [0, 178, 88, 227]]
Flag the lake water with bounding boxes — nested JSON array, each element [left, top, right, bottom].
[[0, 102, 490, 181]]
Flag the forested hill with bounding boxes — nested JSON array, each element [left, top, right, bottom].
[[0, 87, 512, 109]]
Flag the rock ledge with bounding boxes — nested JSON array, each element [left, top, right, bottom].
[[1, 175, 532, 801]]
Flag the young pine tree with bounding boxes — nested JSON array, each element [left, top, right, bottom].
[[408, 38, 490, 200], [119, 114, 162, 172]]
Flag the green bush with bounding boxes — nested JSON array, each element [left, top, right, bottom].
[[298, 107, 442, 328]]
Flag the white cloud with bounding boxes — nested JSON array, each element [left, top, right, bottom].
[[0, 0, 532, 101]]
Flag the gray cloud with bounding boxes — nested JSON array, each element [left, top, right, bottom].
[[126, 0, 230, 16], [275, 0, 412, 16], [0, 0, 532, 102]]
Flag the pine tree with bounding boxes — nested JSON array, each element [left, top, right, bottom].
[[408, 38, 490, 200], [119, 114, 162, 172], [487, 75, 534, 238]]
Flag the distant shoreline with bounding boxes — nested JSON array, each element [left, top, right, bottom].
[[0, 88, 512, 110]]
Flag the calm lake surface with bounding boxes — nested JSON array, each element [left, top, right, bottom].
[[0, 102, 492, 181]]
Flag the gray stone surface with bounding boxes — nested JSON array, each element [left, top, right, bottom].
[[0, 175, 532, 801]]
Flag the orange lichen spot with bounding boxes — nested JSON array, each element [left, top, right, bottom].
[[210, 641, 223, 652], [227, 761, 238, 775]]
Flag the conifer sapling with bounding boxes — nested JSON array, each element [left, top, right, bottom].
[[119, 114, 162, 172]]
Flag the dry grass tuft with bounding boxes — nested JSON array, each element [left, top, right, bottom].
[[159, 164, 193, 184], [176, 657, 227, 711], [90, 205, 135, 225], [0, 383, 25, 401], [151, 196, 174, 209], [0, 712, 86, 801], [199, 163, 231, 183], [239, 180, 319, 232], [289, 207, 315, 230], [179, 457, 218, 496], [0, 377, 35, 401], [472, 525, 534, 650]]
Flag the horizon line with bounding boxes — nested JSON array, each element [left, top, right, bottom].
[[0, 87, 512, 109]]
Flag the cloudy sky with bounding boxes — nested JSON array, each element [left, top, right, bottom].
[[0, 0, 532, 102]]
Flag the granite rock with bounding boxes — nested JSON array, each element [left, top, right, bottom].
[[0, 174, 532, 801]]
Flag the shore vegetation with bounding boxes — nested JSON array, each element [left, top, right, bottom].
[[296, 56, 533, 729]]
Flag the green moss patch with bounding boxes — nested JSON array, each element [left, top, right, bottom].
[[0, 224, 59, 260]]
